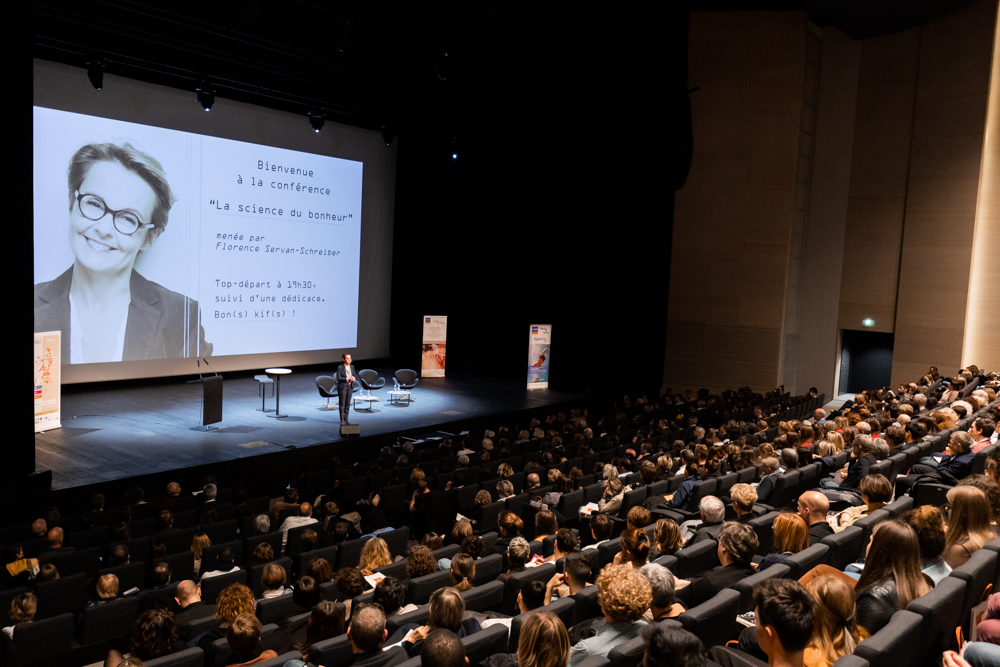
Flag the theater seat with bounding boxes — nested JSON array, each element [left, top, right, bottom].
[[79, 596, 139, 646], [853, 610, 927, 667], [463, 624, 509, 666], [405, 570, 452, 605], [507, 597, 574, 651], [948, 548, 998, 637], [731, 564, 790, 614], [783, 543, 829, 580], [906, 576, 965, 658], [200, 568, 247, 604], [462, 580, 504, 613], [501, 563, 557, 615], [673, 540, 719, 579], [471, 553, 503, 585], [144, 647, 205, 667], [821, 527, 864, 572], [12, 612, 74, 663], [678, 588, 740, 648]]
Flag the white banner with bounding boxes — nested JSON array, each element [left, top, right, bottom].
[[34, 330, 61, 432], [422, 315, 447, 378], [527, 324, 552, 390]]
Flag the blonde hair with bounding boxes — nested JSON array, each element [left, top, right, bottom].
[[215, 583, 255, 623], [359, 537, 392, 573], [517, 612, 570, 667], [191, 532, 211, 561], [730, 483, 757, 512], [806, 574, 868, 664], [97, 574, 119, 599], [596, 564, 652, 623], [653, 519, 683, 556], [9, 593, 37, 624]]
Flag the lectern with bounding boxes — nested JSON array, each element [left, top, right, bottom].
[[193, 375, 223, 431]]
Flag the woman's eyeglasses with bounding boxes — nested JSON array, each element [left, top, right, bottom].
[[75, 191, 153, 236]]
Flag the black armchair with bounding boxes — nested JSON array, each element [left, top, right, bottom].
[[316, 376, 337, 410], [358, 369, 385, 398], [393, 369, 419, 390]]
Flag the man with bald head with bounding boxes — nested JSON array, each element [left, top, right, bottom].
[[30, 519, 47, 539], [279, 502, 317, 548], [797, 491, 833, 545], [166, 482, 182, 497], [174, 580, 216, 639], [38, 526, 74, 562]]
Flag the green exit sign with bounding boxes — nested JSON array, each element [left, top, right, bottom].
[[862, 318, 875, 327]]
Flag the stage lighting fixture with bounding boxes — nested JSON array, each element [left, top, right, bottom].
[[381, 123, 395, 146], [196, 81, 215, 111], [308, 109, 325, 133], [449, 136, 460, 160], [87, 59, 104, 91]]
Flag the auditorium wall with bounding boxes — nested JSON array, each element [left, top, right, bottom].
[[665, 0, 999, 397]]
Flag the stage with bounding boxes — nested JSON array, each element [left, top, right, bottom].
[[34, 366, 585, 492]]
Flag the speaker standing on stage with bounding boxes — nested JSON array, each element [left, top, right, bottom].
[[336, 353, 356, 425]]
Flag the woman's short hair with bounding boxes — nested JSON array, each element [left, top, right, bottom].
[[497, 480, 515, 498], [461, 535, 484, 559], [250, 542, 275, 566], [428, 587, 465, 631], [227, 613, 263, 657], [639, 563, 676, 609], [507, 537, 531, 567], [97, 573, 119, 599], [626, 506, 652, 529], [68, 143, 175, 233], [216, 583, 255, 623], [262, 563, 287, 590], [730, 484, 758, 512], [517, 612, 570, 667], [406, 545, 438, 578], [718, 522, 759, 564], [605, 478, 624, 495], [305, 557, 334, 584], [591, 514, 613, 542], [253, 514, 271, 534], [596, 564, 652, 624], [9, 593, 36, 624], [859, 475, 893, 504], [131, 608, 179, 659], [475, 489, 492, 506]]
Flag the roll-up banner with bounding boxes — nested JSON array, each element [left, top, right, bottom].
[[34, 330, 61, 432], [527, 324, 552, 390], [422, 315, 447, 378]]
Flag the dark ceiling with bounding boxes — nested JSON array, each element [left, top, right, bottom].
[[33, 0, 979, 135]]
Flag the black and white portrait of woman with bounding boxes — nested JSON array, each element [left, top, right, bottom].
[[33, 142, 212, 363]]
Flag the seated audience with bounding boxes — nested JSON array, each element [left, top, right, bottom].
[[797, 491, 834, 545], [534, 510, 558, 542], [834, 475, 892, 532], [292, 575, 323, 611], [90, 573, 120, 605], [685, 495, 726, 545], [650, 518, 683, 558], [116, 609, 186, 663], [2, 593, 36, 639], [200, 546, 240, 581], [639, 563, 684, 620], [450, 554, 475, 592], [568, 563, 650, 665], [285, 600, 346, 666], [218, 613, 278, 665], [904, 505, 953, 583], [346, 603, 409, 666], [374, 576, 418, 617], [642, 624, 705, 667], [615, 527, 651, 568], [583, 515, 614, 551], [407, 545, 439, 579], [257, 562, 293, 605], [305, 557, 335, 584], [803, 573, 869, 667], [517, 580, 548, 613], [730, 483, 759, 522], [687, 522, 758, 607], [758, 513, 809, 572], [249, 542, 275, 566], [546, 551, 592, 602], [190, 532, 211, 577], [2, 545, 38, 589], [855, 520, 931, 633], [360, 537, 393, 575], [944, 485, 996, 568], [755, 458, 782, 505], [423, 628, 467, 667], [498, 537, 531, 583], [337, 567, 368, 619], [195, 583, 256, 651], [753, 579, 815, 667], [403, 587, 482, 657], [516, 612, 570, 667]]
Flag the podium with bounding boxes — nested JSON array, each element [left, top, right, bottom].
[[191, 375, 223, 431]]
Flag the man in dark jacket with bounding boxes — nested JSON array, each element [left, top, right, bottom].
[[682, 522, 758, 608], [833, 436, 875, 491], [896, 431, 976, 497]]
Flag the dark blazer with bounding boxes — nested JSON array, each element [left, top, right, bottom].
[[840, 453, 875, 490], [336, 363, 357, 385], [34, 267, 212, 361]]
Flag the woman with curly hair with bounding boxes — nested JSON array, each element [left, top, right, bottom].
[[569, 564, 651, 665], [126, 608, 186, 661], [336, 567, 368, 619], [359, 537, 392, 574], [304, 557, 335, 585], [195, 583, 256, 651], [406, 545, 438, 579]]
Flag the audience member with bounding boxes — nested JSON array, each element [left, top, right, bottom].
[[944, 485, 996, 568], [797, 491, 833, 545], [347, 603, 408, 667], [687, 522, 758, 607], [758, 513, 809, 572], [855, 520, 931, 633], [639, 563, 684, 620], [568, 563, 651, 665]]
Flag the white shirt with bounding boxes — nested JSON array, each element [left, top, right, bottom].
[[69, 293, 128, 364], [279, 516, 318, 548]]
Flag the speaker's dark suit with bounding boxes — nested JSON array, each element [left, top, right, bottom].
[[336, 362, 356, 424]]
